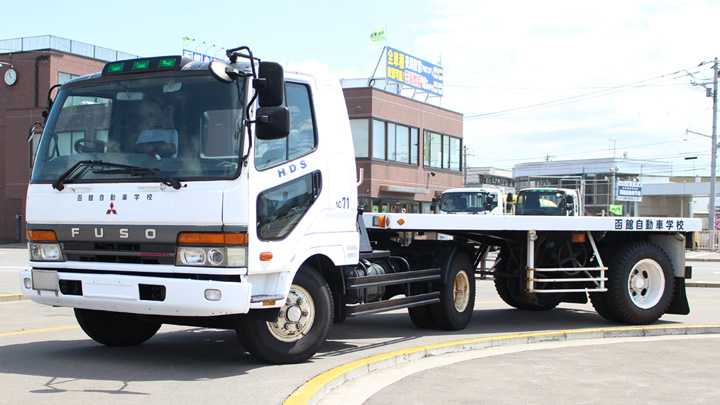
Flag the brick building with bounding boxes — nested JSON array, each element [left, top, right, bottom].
[[0, 36, 137, 242], [343, 86, 463, 214]]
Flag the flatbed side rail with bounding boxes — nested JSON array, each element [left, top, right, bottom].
[[526, 231, 608, 293], [345, 267, 442, 317]]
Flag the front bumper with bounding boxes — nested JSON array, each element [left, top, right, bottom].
[[20, 269, 252, 317]]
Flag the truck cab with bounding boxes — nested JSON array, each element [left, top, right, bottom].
[[22, 50, 359, 363], [510, 188, 580, 216], [435, 187, 505, 215]]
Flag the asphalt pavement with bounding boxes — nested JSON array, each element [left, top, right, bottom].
[[2, 246, 720, 404], [310, 331, 720, 405]]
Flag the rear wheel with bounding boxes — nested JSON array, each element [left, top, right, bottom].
[[493, 251, 562, 311], [236, 265, 333, 364], [74, 309, 161, 346], [431, 253, 476, 330], [407, 282, 438, 329], [603, 242, 675, 324]]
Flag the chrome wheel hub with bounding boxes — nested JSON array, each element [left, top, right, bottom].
[[267, 285, 315, 342]]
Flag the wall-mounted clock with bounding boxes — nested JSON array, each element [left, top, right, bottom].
[[4, 68, 17, 86]]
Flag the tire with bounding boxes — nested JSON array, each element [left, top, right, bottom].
[[236, 266, 333, 364], [74, 309, 161, 346], [493, 256, 521, 308], [407, 282, 438, 329], [604, 242, 675, 325], [493, 253, 561, 311], [588, 292, 621, 323], [431, 253, 476, 330]]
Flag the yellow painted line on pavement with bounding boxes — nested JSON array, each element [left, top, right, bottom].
[[0, 325, 79, 337], [284, 324, 720, 405]]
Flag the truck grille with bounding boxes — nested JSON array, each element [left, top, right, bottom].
[[62, 242, 176, 265]]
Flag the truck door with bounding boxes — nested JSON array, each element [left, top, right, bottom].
[[248, 81, 323, 287]]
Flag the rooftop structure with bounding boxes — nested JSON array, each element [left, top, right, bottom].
[[0, 35, 139, 61]]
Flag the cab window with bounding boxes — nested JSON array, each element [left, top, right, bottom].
[[255, 83, 316, 170]]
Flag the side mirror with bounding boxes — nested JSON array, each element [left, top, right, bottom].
[[26, 121, 43, 143], [255, 62, 284, 107], [42, 84, 61, 124], [209, 60, 241, 83], [565, 195, 574, 210], [255, 106, 290, 140], [430, 197, 438, 212], [506, 192, 514, 203]]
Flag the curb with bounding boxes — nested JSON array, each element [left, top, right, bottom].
[[0, 294, 25, 303], [284, 324, 720, 405], [686, 281, 720, 288], [686, 258, 720, 262]]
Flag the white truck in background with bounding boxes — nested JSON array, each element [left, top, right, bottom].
[[509, 187, 581, 216], [434, 187, 506, 215], [20, 47, 701, 364]]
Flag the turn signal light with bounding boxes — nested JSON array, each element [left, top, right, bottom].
[[178, 232, 247, 245], [27, 230, 57, 242]]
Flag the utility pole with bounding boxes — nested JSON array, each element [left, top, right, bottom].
[[690, 59, 718, 249], [463, 146, 468, 187], [711, 58, 718, 250]]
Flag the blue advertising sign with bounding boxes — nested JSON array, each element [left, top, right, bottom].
[[386, 47, 443, 96], [183, 49, 224, 63], [616, 181, 642, 202]]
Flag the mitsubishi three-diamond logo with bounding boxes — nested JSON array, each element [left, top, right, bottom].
[[106, 202, 118, 215]]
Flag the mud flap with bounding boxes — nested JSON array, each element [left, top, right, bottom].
[[666, 277, 690, 315]]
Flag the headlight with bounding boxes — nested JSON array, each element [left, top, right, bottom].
[[176, 246, 247, 267], [180, 248, 206, 265], [176, 232, 248, 267], [29, 243, 63, 261], [207, 249, 224, 266]]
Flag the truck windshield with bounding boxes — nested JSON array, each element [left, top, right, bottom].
[[515, 190, 568, 215], [31, 73, 245, 184], [440, 191, 494, 213]]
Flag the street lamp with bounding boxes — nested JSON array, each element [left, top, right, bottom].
[[425, 171, 436, 189]]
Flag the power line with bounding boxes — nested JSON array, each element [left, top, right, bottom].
[[462, 62, 713, 120]]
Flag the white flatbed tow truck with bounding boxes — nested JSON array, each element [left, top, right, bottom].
[[19, 46, 702, 364]]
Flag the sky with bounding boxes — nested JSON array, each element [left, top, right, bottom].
[[4, 0, 719, 177]]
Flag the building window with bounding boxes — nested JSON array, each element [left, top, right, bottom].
[[424, 130, 461, 171], [58, 72, 80, 84], [371, 119, 418, 165], [350, 119, 369, 158], [372, 119, 385, 160]]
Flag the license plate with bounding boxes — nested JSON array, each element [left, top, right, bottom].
[[32, 270, 59, 292]]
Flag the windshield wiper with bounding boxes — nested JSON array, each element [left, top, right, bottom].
[[53, 160, 182, 191]]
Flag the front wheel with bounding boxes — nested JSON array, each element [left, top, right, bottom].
[[236, 265, 333, 364], [603, 242, 675, 324], [74, 309, 161, 346], [431, 253, 476, 330]]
